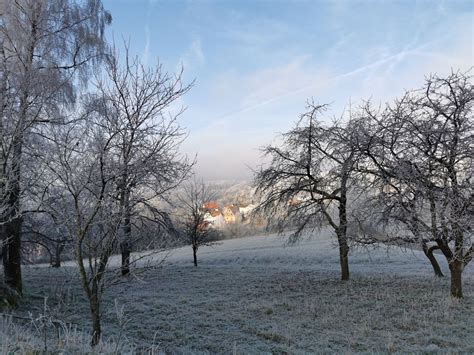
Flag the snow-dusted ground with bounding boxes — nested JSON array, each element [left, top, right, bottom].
[[18, 230, 474, 353]]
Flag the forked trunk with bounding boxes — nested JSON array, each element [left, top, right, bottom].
[[422, 244, 444, 277], [449, 260, 463, 299]]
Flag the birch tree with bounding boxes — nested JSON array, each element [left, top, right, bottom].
[[0, 0, 110, 294]]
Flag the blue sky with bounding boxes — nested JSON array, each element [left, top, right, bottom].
[[102, 0, 473, 180]]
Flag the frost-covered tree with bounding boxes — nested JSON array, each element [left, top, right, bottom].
[[178, 179, 220, 267], [0, 0, 110, 294], [40, 115, 120, 346], [356, 71, 473, 298], [22, 210, 71, 267], [254, 103, 362, 281], [92, 45, 193, 275]]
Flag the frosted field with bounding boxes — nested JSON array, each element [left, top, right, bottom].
[[16, 230, 474, 353]]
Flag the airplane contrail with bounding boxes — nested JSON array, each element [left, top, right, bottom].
[[211, 40, 435, 124]]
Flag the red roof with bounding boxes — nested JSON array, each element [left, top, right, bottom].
[[203, 201, 219, 210]]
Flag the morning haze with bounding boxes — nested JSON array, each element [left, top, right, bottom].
[[1, 0, 472, 352]]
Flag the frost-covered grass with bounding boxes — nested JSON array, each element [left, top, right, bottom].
[[0, 313, 136, 354], [10, 230, 474, 353]]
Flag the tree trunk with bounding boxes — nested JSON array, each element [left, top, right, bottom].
[[120, 186, 132, 276], [193, 245, 198, 267], [0, 43, 7, 281], [338, 240, 350, 281], [51, 243, 63, 268], [90, 294, 101, 346], [2, 108, 24, 294], [1, 1, 38, 297], [449, 260, 463, 298], [0, 280, 19, 309], [2, 215, 22, 294], [120, 241, 130, 276], [337, 169, 350, 281], [422, 243, 444, 277]]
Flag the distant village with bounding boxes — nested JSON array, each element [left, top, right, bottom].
[[201, 201, 259, 229], [197, 192, 308, 232]]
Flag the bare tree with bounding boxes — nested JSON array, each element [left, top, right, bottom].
[[40, 115, 121, 346], [35, 88, 187, 344], [254, 103, 361, 281], [351, 188, 447, 277], [356, 71, 473, 298], [91, 44, 193, 276], [22, 210, 71, 267], [0, 0, 110, 294], [178, 179, 220, 267]]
